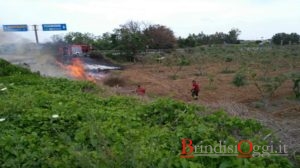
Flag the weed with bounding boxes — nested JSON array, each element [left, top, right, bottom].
[[233, 73, 247, 87]]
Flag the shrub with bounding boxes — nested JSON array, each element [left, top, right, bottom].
[[178, 57, 190, 66], [225, 56, 233, 62], [233, 73, 247, 87]]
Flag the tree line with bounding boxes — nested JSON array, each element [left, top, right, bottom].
[[271, 33, 300, 45], [178, 28, 241, 47], [50, 20, 299, 60], [51, 21, 177, 61]]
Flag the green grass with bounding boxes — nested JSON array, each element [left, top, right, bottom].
[[0, 59, 295, 167]]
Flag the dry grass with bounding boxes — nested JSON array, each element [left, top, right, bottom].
[[103, 75, 126, 87]]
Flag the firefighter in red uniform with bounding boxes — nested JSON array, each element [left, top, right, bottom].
[[136, 85, 146, 96], [191, 80, 200, 100]]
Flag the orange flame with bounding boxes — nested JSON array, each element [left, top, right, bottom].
[[57, 58, 96, 83]]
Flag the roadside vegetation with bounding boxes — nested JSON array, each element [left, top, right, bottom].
[[0, 59, 296, 167]]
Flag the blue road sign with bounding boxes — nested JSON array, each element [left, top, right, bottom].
[[42, 24, 67, 31], [3, 25, 28, 32]]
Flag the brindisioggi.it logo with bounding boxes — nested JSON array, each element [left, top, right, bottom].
[[180, 138, 288, 158]]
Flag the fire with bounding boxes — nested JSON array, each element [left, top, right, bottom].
[[57, 58, 96, 83]]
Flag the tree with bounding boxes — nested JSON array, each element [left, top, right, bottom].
[[226, 28, 241, 44], [196, 32, 209, 45], [271, 33, 300, 45], [143, 24, 176, 49], [113, 21, 147, 61], [64, 32, 95, 44], [177, 34, 198, 48], [93, 32, 114, 50], [177, 37, 186, 48], [290, 33, 300, 44], [272, 33, 288, 45], [182, 34, 197, 47], [209, 32, 227, 44], [176, 28, 241, 47]]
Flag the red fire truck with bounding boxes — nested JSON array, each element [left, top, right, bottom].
[[58, 44, 91, 57]]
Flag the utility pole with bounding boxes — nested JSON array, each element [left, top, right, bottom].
[[33, 25, 39, 44]]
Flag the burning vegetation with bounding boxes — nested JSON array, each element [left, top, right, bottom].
[[57, 58, 96, 83]]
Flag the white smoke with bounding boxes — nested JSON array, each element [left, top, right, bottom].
[[0, 32, 30, 44], [0, 31, 68, 78]]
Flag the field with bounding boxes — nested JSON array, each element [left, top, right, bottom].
[[0, 43, 299, 167], [103, 44, 300, 160]]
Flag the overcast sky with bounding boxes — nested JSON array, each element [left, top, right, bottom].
[[1, 0, 300, 42]]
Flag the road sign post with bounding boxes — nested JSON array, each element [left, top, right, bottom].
[[33, 25, 39, 44], [2, 23, 67, 44]]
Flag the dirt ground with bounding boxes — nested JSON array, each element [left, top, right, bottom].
[[106, 63, 300, 159], [116, 63, 294, 102]]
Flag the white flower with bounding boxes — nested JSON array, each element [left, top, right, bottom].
[[1, 87, 7, 91], [0, 118, 5, 122], [52, 114, 59, 118]]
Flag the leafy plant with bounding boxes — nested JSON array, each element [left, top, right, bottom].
[[233, 73, 247, 87]]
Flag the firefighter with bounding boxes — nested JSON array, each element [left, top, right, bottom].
[[136, 85, 146, 96], [191, 80, 200, 100]]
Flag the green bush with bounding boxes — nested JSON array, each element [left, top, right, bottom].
[[225, 56, 233, 62], [178, 57, 190, 66], [233, 73, 247, 87]]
